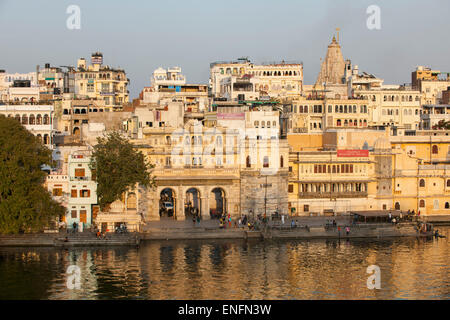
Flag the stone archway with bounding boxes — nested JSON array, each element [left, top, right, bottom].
[[210, 187, 226, 219], [160, 188, 176, 219], [185, 188, 201, 219]]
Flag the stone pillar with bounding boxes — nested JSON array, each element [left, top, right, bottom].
[[178, 186, 185, 221], [201, 196, 209, 220]]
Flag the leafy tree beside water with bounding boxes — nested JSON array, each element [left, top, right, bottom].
[[0, 115, 65, 234], [89, 132, 155, 210]]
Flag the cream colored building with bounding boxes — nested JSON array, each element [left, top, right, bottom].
[[390, 134, 450, 216], [140, 67, 209, 113], [210, 58, 303, 99], [133, 120, 242, 221], [287, 128, 390, 216], [75, 52, 129, 111], [412, 66, 450, 104], [355, 88, 421, 131], [287, 98, 369, 133]]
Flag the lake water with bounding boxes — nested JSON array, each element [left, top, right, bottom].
[[0, 226, 449, 300]]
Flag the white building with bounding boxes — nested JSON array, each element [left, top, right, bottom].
[[0, 104, 55, 147], [420, 105, 450, 130], [66, 152, 98, 229], [141, 67, 209, 112], [210, 58, 303, 100]]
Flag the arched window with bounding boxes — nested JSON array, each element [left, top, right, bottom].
[[419, 179, 425, 187], [127, 193, 137, 209], [36, 114, 42, 125], [447, 179, 450, 187], [432, 145, 438, 154], [280, 156, 284, 168], [21, 114, 28, 125], [43, 114, 49, 125], [246, 156, 251, 168], [445, 202, 450, 209]]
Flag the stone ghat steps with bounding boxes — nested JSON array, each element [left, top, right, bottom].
[[266, 226, 422, 239], [0, 233, 139, 247], [142, 228, 248, 240], [54, 239, 138, 247]]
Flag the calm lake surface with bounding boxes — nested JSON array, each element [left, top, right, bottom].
[[0, 227, 449, 300]]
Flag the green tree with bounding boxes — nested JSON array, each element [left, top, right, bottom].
[[90, 131, 155, 210], [0, 115, 65, 234]]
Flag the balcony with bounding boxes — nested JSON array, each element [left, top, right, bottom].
[[298, 192, 368, 199], [70, 176, 91, 181], [100, 91, 115, 96]]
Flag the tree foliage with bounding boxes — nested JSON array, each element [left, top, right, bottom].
[[434, 120, 450, 130], [90, 131, 155, 210], [0, 115, 65, 234]]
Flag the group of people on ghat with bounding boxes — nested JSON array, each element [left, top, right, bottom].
[[217, 213, 256, 230]]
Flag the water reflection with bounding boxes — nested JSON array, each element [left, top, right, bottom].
[[0, 227, 448, 300]]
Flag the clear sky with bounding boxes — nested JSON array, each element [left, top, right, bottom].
[[1, 0, 449, 98]]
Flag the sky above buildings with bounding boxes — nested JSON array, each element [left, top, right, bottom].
[[1, 0, 450, 98]]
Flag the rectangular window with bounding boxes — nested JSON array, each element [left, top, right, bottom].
[[80, 189, 91, 198], [263, 156, 269, 168], [52, 188, 62, 196], [71, 210, 77, 219], [71, 189, 78, 198], [101, 83, 109, 92], [433, 200, 439, 210], [304, 205, 309, 212], [74, 168, 85, 177], [288, 184, 294, 193]]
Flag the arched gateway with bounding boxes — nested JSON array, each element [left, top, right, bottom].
[[210, 188, 226, 219], [185, 188, 201, 219], [160, 188, 176, 219]]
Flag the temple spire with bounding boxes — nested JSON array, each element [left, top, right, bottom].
[[315, 35, 346, 87]]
